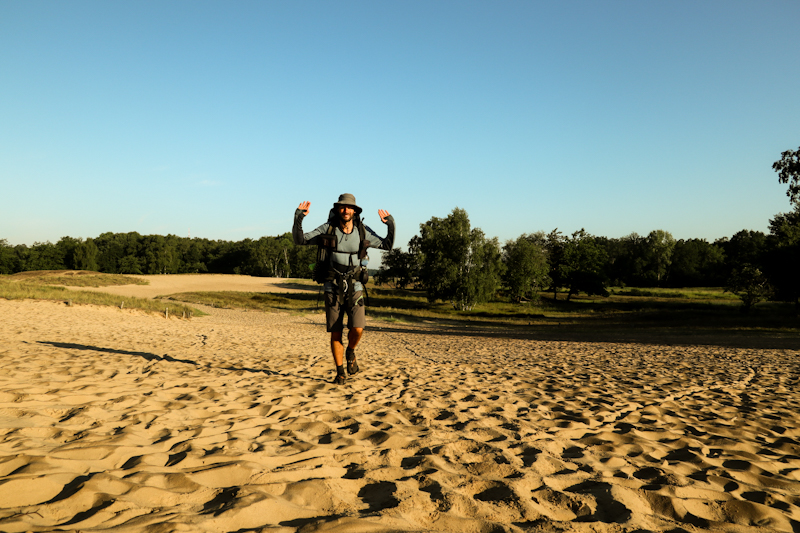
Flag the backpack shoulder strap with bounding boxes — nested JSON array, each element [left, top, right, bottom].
[[356, 217, 369, 260], [359, 222, 366, 241]]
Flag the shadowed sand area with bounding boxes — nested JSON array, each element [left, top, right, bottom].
[[1, 275, 799, 532]]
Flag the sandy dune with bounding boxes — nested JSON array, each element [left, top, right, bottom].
[[1, 275, 799, 532], [68, 273, 311, 299]]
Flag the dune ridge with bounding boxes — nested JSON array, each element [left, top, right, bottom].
[[1, 278, 799, 532]]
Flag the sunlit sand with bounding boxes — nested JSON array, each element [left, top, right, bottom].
[[1, 275, 798, 532]]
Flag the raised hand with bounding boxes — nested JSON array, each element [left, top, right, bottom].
[[378, 209, 391, 223], [298, 201, 311, 215]]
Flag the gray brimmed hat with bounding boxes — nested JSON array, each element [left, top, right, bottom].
[[334, 193, 362, 214]]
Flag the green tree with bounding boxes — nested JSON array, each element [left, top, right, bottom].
[[376, 247, 419, 289], [669, 238, 725, 287], [560, 229, 609, 301], [644, 230, 676, 285], [288, 242, 316, 279], [24, 241, 66, 271], [243, 235, 294, 277], [502, 232, 550, 302], [74, 238, 100, 271], [95, 232, 144, 274], [243, 238, 270, 277], [461, 230, 503, 309], [773, 146, 800, 205], [118, 255, 144, 274], [545, 229, 566, 299], [268, 234, 295, 278], [606, 231, 677, 287], [726, 264, 772, 314], [58, 236, 100, 271], [142, 234, 180, 274], [717, 230, 766, 276], [601, 233, 648, 287], [417, 208, 503, 310], [0, 239, 18, 274], [762, 206, 800, 312], [175, 238, 209, 273], [207, 239, 249, 274]]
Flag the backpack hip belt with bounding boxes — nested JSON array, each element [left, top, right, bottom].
[[330, 264, 364, 305]]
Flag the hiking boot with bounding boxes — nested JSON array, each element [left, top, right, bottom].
[[346, 349, 359, 375], [332, 373, 346, 385]]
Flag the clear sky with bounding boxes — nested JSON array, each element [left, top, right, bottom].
[[2, 0, 799, 255]]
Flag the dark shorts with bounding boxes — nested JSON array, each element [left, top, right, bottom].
[[325, 290, 366, 332]]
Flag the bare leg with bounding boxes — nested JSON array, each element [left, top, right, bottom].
[[345, 327, 363, 375], [347, 327, 363, 351], [330, 331, 344, 367]]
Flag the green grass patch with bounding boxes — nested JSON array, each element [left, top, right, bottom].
[[608, 286, 739, 301], [0, 272, 202, 318], [162, 280, 798, 348], [164, 290, 319, 312], [164, 283, 794, 326], [8, 270, 149, 287]]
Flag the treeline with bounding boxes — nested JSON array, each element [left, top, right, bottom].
[[3, 147, 799, 313], [1, 209, 798, 313], [374, 206, 799, 311], [0, 232, 316, 279], [375, 147, 800, 312]]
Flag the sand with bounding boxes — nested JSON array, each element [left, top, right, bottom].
[[1, 275, 799, 532]]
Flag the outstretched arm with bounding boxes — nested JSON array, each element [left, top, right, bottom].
[[293, 201, 311, 245], [366, 209, 395, 251], [293, 201, 330, 245]]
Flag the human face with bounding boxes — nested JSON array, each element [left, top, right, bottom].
[[337, 205, 355, 222]]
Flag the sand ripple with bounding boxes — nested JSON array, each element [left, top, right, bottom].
[[1, 297, 799, 532]]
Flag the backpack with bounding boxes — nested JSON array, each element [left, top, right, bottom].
[[311, 210, 370, 285]]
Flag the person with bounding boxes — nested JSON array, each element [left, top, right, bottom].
[[293, 193, 395, 384]]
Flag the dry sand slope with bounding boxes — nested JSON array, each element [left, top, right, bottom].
[[1, 289, 799, 532]]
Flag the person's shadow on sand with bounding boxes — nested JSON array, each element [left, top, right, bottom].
[[36, 341, 280, 376]]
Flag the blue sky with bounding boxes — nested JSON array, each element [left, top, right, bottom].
[[2, 1, 799, 256]]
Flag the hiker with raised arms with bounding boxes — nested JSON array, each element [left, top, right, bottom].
[[293, 194, 395, 384]]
